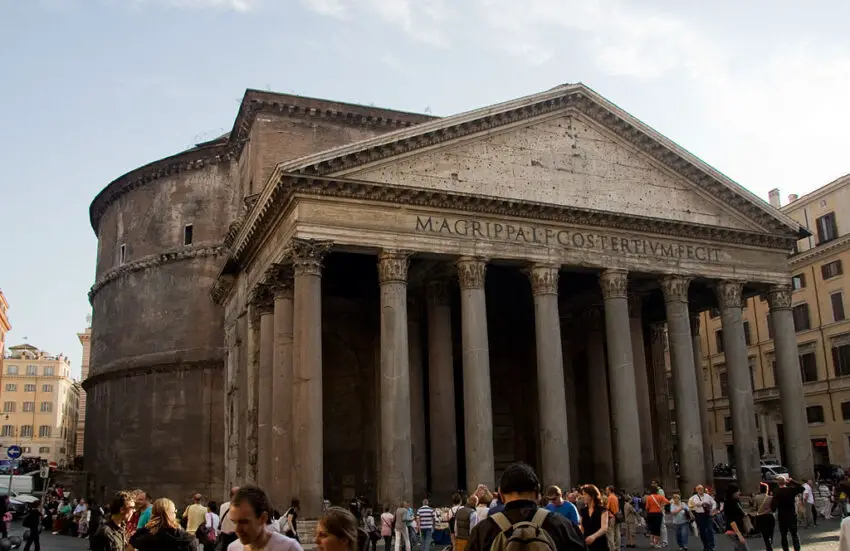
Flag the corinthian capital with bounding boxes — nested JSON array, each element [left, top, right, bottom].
[[715, 280, 744, 310], [660, 275, 691, 303], [456, 257, 487, 290], [766, 284, 793, 312], [528, 264, 560, 296], [426, 279, 452, 307], [377, 250, 411, 285], [599, 269, 628, 300], [265, 262, 294, 300], [289, 239, 332, 277]]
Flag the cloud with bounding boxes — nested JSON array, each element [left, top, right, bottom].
[[300, 0, 344, 18], [132, 0, 261, 11]]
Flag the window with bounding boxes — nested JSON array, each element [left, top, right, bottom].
[[120, 243, 126, 264], [816, 212, 839, 244], [25, 365, 37, 376], [38, 447, 49, 454], [800, 352, 818, 382], [43, 367, 53, 376], [0, 426, 12, 437], [744, 322, 752, 345], [3, 402, 15, 413], [843, 401, 850, 421], [41, 384, 53, 393], [3, 384, 15, 392], [834, 343, 850, 377], [21, 447, 30, 454], [22, 402, 34, 413], [793, 303, 811, 332], [833, 293, 846, 322], [183, 224, 194, 246], [716, 330, 724, 353], [710, 308, 720, 319], [792, 274, 806, 290], [23, 384, 35, 392], [749, 359, 757, 389], [38, 426, 50, 438], [39, 402, 52, 413], [6, 365, 17, 375], [59, 448, 65, 454], [822, 260, 843, 280], [19, 425, 33, 438], [724, 416, 733, 432], [806, 405, 825, 424], [719, 371, 729, 397]]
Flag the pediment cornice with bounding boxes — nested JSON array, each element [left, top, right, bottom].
[[225, 175, 795, 269]]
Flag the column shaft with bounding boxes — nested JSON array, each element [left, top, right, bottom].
[[236, 314, 248, 483], [561, 334, 580, 485], [457, 257, 495, 490], [661, 276, 706, 492], [768, 285, 814, 480], [271, 270, 294, 509], [690, 314, 715, 483], [649, 323, 676, 492], [291, 239, 331, 518], [769, 418, 782, 463], [716, 281, 760, 493], [378, 251, 413, 506], [246, 308, 260, 483], [600, 270, 643, 490], [587, 313, 614, 484], [759, 414, 769, 457], [224, 319, 239, 490], [257, 304, 275, 491], [629, 297, 654, 487], [529, 265, 570, 489], [408, 293, 427, 503], [427, 280, 458, 502]]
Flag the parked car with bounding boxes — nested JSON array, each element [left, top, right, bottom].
[[761, 463, 790, 481], [9, 490, 38, 504]]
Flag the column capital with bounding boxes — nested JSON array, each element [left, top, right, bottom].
[[715, 280, 745, 310], [689, 312, 701, 335], [628, 294, 643, 318], [766, 285, 793, 312], [289, 239, 332, 277], [599, 269, 628, 300], [528, 264, 560, 295], [660, 275, 692, 303], [426, 279, 452, 307], [456, 257, 487, 290], [249, 285, 275, 317], [266, 262, 294, 300], [377, 250, 412, 285]]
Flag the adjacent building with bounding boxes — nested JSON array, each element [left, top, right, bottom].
[[0, 344, 80, 465], [0, 291, 10, 358], [76, 325, 91, 460], [701, 174, 850, 470]]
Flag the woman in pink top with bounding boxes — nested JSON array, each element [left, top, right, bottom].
[[380, 506, 395, 550]]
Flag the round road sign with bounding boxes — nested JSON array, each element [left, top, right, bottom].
[[6, 446, 22, 460]]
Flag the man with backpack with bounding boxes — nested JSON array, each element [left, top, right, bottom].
[[467, 462, 587, 551]]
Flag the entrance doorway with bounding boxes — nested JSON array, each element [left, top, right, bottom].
[[812, 438, 830, 465]]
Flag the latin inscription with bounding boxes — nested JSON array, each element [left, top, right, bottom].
[[415, 216, 722, 262]]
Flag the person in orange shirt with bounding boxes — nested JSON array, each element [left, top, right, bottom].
[[605, 487, 621, 551], [644, 486, 671, 549]]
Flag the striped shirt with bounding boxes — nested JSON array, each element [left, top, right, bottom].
[[417, 506, 435, 530]]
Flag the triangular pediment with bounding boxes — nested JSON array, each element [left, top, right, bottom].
[[273, 84, 804, 239]]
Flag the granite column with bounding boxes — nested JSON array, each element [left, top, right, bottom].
[[270, 265, 294, 509], [690, 313, 714, 483], [649, 323, 676, 492], [587, 309, 614, 485], [408, 293, 427, 503], [628, 296, 654, 486], [256, 292, 275, 492]]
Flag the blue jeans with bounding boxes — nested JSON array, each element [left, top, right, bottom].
[[695, 514, 714, 551], [421, 528, 433, 551], [674, 523, 689, 549]]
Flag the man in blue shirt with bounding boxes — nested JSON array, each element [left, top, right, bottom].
[[544, 486, 580, 527]]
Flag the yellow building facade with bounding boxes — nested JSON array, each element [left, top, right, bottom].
[[0, 292, 10, 358], [701, 174, 850, 470], [0, 344, 80, 465], [75, 325, 90, 459]]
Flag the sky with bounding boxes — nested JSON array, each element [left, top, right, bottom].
[[1, 0, 849, 378]]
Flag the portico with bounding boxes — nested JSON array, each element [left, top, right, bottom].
[[212, 83, 813, 516]]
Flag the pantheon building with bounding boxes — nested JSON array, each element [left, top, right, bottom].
[[86, 83, 814, 515]]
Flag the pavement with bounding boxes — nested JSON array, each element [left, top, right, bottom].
[[0, 518, 843, 550]]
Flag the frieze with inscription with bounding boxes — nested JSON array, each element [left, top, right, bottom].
[[415, 216, 723, 263]]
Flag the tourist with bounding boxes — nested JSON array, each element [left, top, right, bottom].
[[622, 494, 639, 548], [89, 500, 105, 538], [316, 506, 368, 551], [200, 501, 221, 551], [644, 485, 669, 549], [688, 485, 716, 551], [182, 494, 208, 535], [604, 486, 621, 551], [752, 483, 774, 551], [669, 494, 690, 551], [379, 506, 394, 550], [90, 490, 136, 551], [405, 501, 418, 546], [772, 475, 804, 551], [453, 496, 478, 551], [395, 501, 412, 551], [466, 462, 584, 551], [475, 490, 492, 522], [219, 487, 239, 548], [723, 483, 749, 551], [22, 501, 41, 551], [580, 485, 609, 551], [364, 509, 380, 551], [281, 498, 300, 541], [545, 485, 580, 526], [77, 498, 90, 538], [803, 480, 817, 527], [816, 481, 833, 520], [136, 493, 153, 530], [125, 490, 143, 540], [228, 485, 303, 551], [417, 499, 435, 551], [130, 498, 197, 551]]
